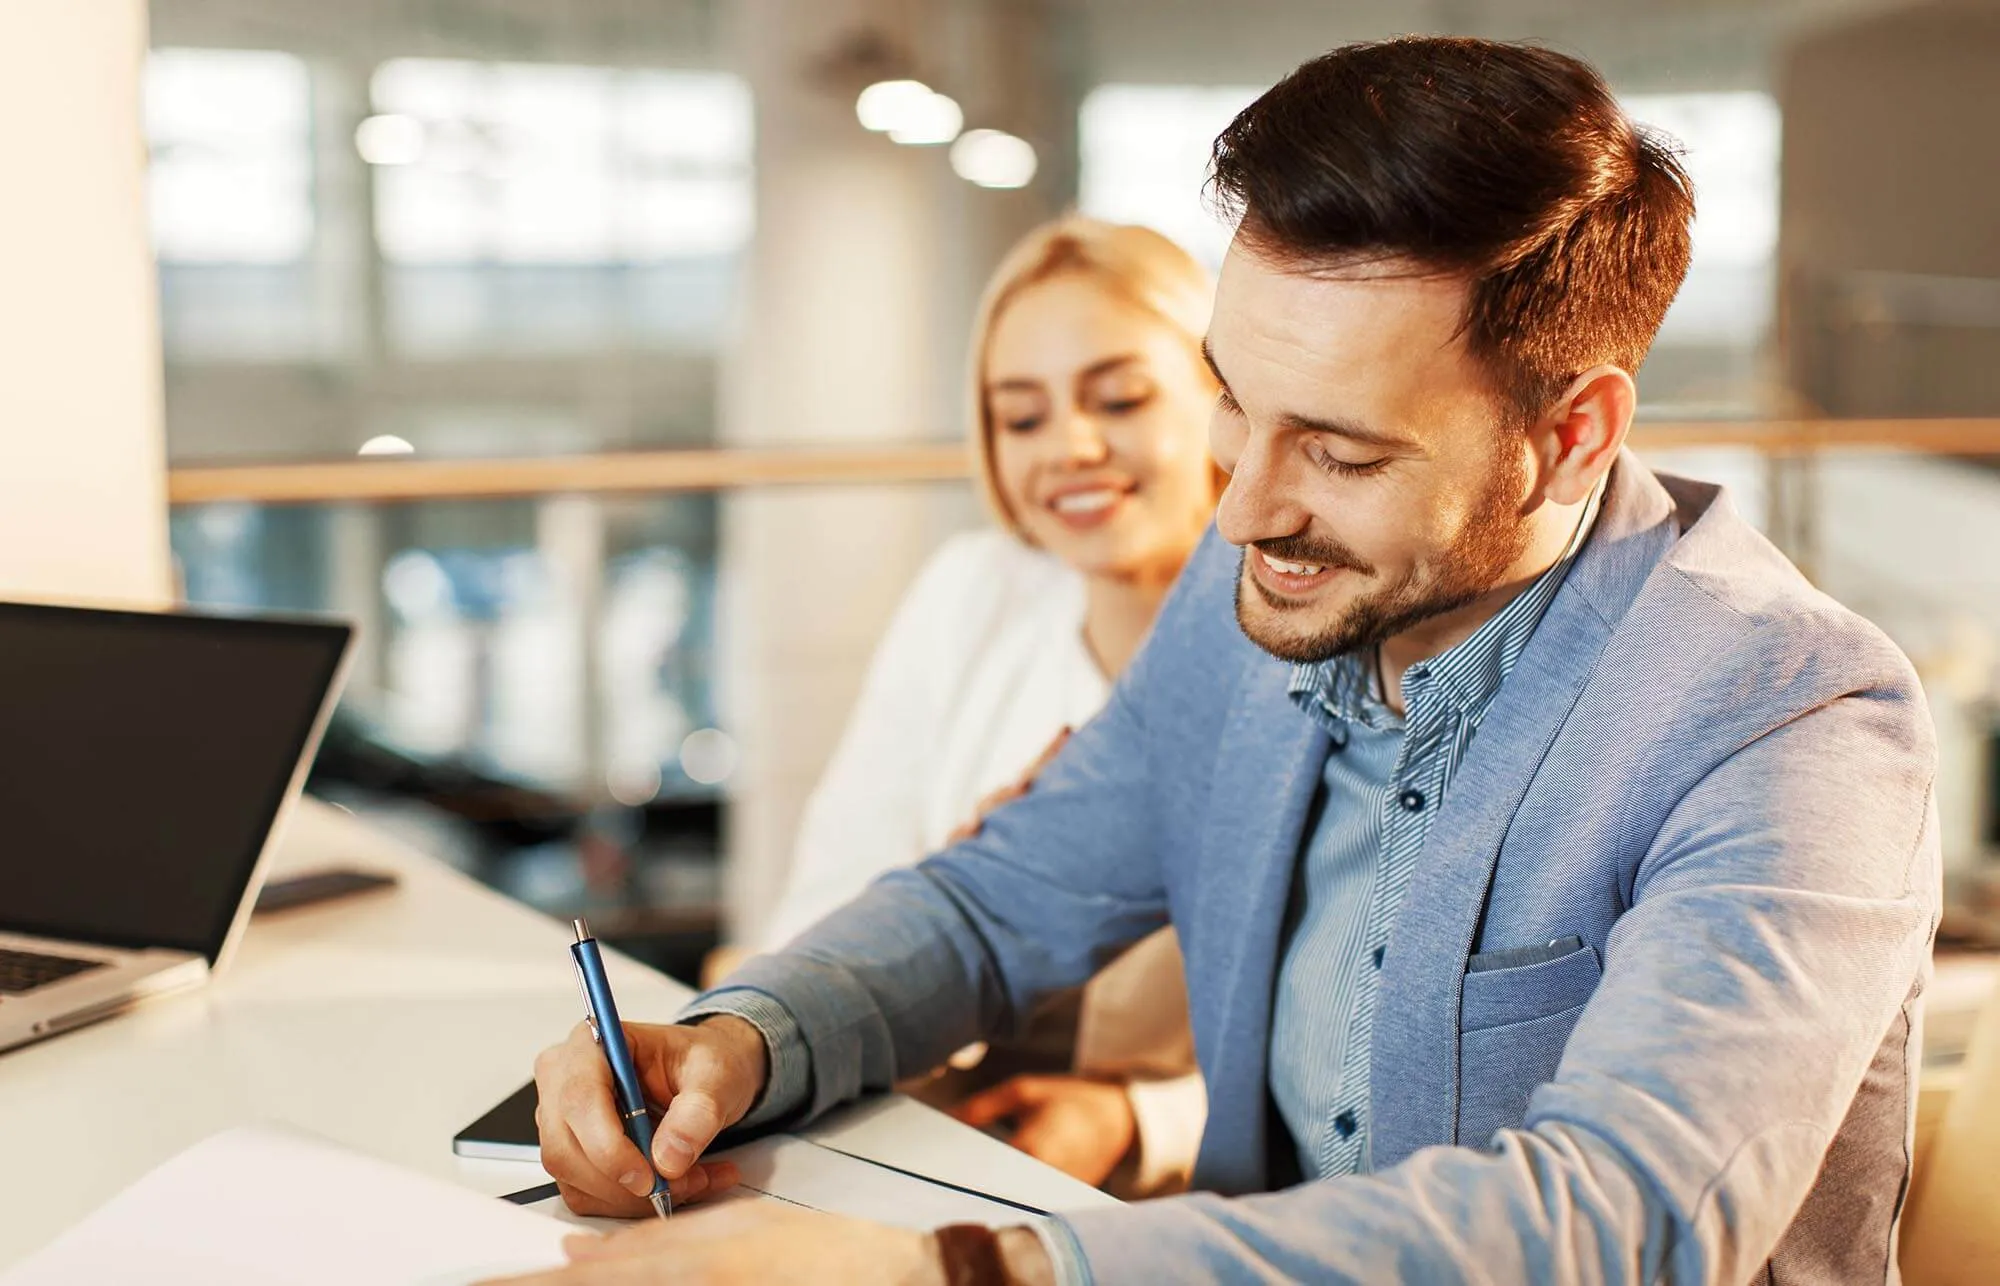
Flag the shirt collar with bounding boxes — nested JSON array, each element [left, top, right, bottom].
[[1287, 483, 1604, 734]]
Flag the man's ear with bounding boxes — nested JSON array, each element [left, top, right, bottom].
[[1530, 364, 1636, 507]]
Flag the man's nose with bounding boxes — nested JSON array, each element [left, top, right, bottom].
[[1214, 430, 1308, 547]]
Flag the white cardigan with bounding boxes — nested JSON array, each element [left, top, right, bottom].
[[758, 530, 1205, 1192]]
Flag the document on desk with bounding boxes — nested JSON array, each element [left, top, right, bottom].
[[5, 1128, 1061, 1286], [714, 1134, 1044, 1227], [0, 1125, 570, 1286]]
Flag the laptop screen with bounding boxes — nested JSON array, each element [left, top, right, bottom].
[[0, 602, 350, 963]]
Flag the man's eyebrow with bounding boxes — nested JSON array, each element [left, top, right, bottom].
[[1278, 412, 1417, 452], [1199, 338, 1227, 388], [1203, 337, 1417, 451]]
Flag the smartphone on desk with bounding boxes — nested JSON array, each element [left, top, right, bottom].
[[254, 867, 399, 916]]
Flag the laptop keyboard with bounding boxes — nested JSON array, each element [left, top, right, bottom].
[[0, 948, 107, 995]]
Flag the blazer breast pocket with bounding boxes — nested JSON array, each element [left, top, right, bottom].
[[1456, 938, 1601, 1147]]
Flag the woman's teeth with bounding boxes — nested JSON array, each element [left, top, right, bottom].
[[1051, 489, 1123, 515], [1261, 551, 1326, 576]]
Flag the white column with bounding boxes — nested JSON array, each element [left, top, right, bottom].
[[0, 0, 171, 605], [718, 0, 942, 946], [716, 0, 1068, 943]]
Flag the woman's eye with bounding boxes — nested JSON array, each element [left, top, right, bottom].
[[1003, 415, 1044, 434], [1215, 387, 1243, 415], [1307, 442, 1389, 479], [1100, 395, 1150, 415]]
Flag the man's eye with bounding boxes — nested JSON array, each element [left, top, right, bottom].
[[1215, 388, 1243, 415], [1003, 416, 1043, 434], [1307, 442, 1388, 479]]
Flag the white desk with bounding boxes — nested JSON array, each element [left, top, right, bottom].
[[0, 799, 1109, 1267]]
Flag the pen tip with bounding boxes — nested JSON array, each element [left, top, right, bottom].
[[650, 1191, 672, 1220], [572, 918, 589, 943]]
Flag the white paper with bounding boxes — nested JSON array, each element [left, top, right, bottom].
[[710, 1135, 1036, 1229], [517, 1135, 1036, 1232], [2, 1126, 571, 1286]]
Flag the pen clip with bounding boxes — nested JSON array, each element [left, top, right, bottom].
[[570, 950, 602, 1045]]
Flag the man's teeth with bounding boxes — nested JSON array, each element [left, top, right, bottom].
[[1262, 552, 1326, 577], [1052, 489, 1122, 515]]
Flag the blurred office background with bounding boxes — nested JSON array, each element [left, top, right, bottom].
[[12, 0, 2000, 978]]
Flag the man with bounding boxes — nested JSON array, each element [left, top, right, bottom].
[[506, 37, 1938, 1286]]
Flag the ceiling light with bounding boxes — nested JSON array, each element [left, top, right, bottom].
[[357, 434, 415, 456], [950, 129, 1037, 189], [354, 114, 424, 166], [679, 728, 739, 786], [888, 91, 962, 145], [856, 79, 962, 145], [856, 79, 933, 132]]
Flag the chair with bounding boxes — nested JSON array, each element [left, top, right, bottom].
[[1900, 965, 2000, 1285]]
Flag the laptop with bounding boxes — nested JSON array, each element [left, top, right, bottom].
[[0, 599, 352, 1053]]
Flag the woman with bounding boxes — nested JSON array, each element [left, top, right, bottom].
[[747, 216, 1217, 1194]]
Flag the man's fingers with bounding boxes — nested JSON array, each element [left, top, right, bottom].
[[536, 1027, 653, 1199], [557, 1075, 653, 1195], [543, 1114, 648, 1216], [553, 1179, 638, 1220], [653, 1085, 726, 1177]]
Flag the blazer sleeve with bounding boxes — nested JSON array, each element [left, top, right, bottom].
[[707, 532, 1236, 1124], [1055, 618, 1939, 1284]]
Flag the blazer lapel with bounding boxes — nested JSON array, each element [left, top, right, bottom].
[[1189, 653, 1327, 1195], [1367, 456, 1678, 1168]]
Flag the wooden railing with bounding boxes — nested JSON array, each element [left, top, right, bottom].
[[164, 418, 2000, 506]]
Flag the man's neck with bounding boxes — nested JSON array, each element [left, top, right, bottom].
[[1376, 496, 1591, 715]]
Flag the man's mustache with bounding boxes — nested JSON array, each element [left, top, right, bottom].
[[1248, 534, 1375, 576]]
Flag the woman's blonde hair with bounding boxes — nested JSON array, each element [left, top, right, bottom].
[[967, 216, 1216, 538]]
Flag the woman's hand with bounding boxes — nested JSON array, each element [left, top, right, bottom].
[[951, 1073, 1137, 1188]]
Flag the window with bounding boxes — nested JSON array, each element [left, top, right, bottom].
[[1079, 83, 1783, 410], [1622, 92, 1782, 347], [1078, 84, 1262, 267], [145, 48, 313, 264], [369, 59, 753, 264]]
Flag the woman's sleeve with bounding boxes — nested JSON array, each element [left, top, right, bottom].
[[1125, 1072, 1208, 1196], [753, 542, 971, 951]]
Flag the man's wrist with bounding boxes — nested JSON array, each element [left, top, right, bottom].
[[689, 1012, 771, 1094]]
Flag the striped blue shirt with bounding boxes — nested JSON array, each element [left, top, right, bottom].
[[1269, 501, 1598, 1179]]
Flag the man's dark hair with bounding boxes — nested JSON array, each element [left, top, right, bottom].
[[1209, 37, 1694, 422]]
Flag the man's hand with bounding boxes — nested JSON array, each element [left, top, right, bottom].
[[951, 1073, 1137, 1188], [480, 1203, 937, 1285], [477, 1202, 1058, 1286], [532, 1015, 769, 1217]]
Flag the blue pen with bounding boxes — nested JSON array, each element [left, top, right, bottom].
[[570, 918, 672, 1219]]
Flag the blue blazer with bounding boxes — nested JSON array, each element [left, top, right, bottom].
[[723, 455, 1938, 1283]]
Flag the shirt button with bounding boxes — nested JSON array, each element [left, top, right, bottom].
[[1371, 945, 1385, 969], [1398, 787, 1425, 812], [1333, 1110, 1358, 1138]]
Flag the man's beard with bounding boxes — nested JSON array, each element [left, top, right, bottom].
[[1234, 452, 1531, 665]]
